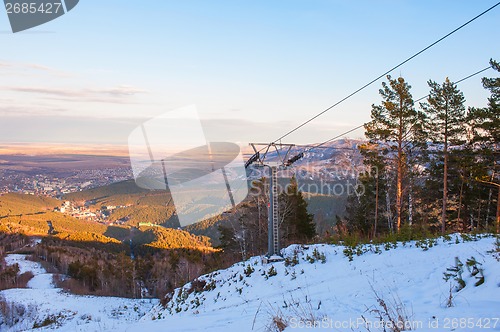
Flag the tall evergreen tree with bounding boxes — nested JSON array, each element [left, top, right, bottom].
[[353, 142, 388, 238], [469, 59, 500, 233], [421, 78, 466, 234], [281, 176, 316, 243], [365, 76, 427, 232]]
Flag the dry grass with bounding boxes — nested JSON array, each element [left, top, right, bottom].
[[263, 295, 323, 332], [366, 285, 414, 332], [265, 306, 288, 332]]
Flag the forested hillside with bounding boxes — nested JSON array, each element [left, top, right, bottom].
[[0, 193, 60, 216], [0, 192, 221, 299], [63, 180, 179, 227]]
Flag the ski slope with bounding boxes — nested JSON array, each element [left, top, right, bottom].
[[0, 255, 157, 331], [4, 255, 54, 290], [0, 235, 499, 331], [137, 234, 500, 332]]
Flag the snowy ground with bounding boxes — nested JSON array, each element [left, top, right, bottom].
[[0, 235, 499, 331], [4, 255, 54, 289], [136, 234, 500, 332], [0, 255, 157, 331]]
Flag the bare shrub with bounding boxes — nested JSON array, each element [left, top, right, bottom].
[[366, 286, 414, 332], [264, 295, 323, 332], [0, 295, 34, 327], [445, 283, 455, 308], [265, 306, 288, 332], [16, 271, 34, 288], [188, 278, 207, 294], [56, 277, 89, 295]]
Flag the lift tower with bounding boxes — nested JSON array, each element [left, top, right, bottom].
[[245, 143, 304, 260]]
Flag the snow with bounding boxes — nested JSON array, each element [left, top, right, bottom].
[[0, 235, 499, 331], [0, 255, 158, 331], [4, 255, 47, 280], [27, 274, 55, 290], [4, 255, 54, 289], [137, 234, 500, 332]]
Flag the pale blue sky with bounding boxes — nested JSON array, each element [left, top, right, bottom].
[[0, 0, 499, 146]]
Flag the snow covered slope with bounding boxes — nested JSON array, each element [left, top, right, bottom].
[[0, 255, 157, 331], [136, 234, 499, 332], [5, 255, 54, 289], [0, 235, 498, 331]]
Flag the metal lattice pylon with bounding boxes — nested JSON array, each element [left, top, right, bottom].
[[271, 166, 279, 256], [246, 143, 303, 259]]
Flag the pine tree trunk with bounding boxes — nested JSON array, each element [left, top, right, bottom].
[[386, 180, 393, 233], [477, 200, 482, 231], [486, 188, 492, 229], [374, 174, 379, 238], [442, 144, 448, 234], [408, 182, 413, 226], [396, 148, 403, 232], [496, 188, 500, 234], [470, 212, 474, 231], [441, 99, 448, 235], [396, 104, 403, 233], [457, 176, 464, 229]]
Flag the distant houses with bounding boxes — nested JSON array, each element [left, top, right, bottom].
[[138, 222, 160, 227]]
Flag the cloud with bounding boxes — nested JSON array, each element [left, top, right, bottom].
[[7, 86, 82, 97], [200, 118, 365, 145], [0, 115, 144, 145], [92, 85, 148, 96], [3, 84, 148, 103], [0, 112, 365, 146], [24, 63, 56, 71], [0, 105, 67, 117], [0, 60, 70, 77]]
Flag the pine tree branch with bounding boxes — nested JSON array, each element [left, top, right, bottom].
[[475, 177, 500, 188]]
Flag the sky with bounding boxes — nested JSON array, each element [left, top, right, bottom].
[[0, 0, 499, 149]]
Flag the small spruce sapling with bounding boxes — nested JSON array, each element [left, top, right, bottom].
[[465, 257, 485, 287], [244, 264, 255, 277], [267, 265, 278, 277], [443, 257, 466, 291]]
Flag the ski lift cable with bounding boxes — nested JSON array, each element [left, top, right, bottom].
[[283, 64, 495, 164], [414, 65, 492, 103], [270, 2, 500, 145], [246, 2, 499, 168]]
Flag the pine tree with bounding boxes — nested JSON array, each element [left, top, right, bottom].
[[349, 142, 388, 238], [421, 78, 466, 234], [216, 178, 270, 258], [365, 76, 427, 233], [217, 225, 238, 253], [469, 59, 500, 233], [281, 176, 316, 243]]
